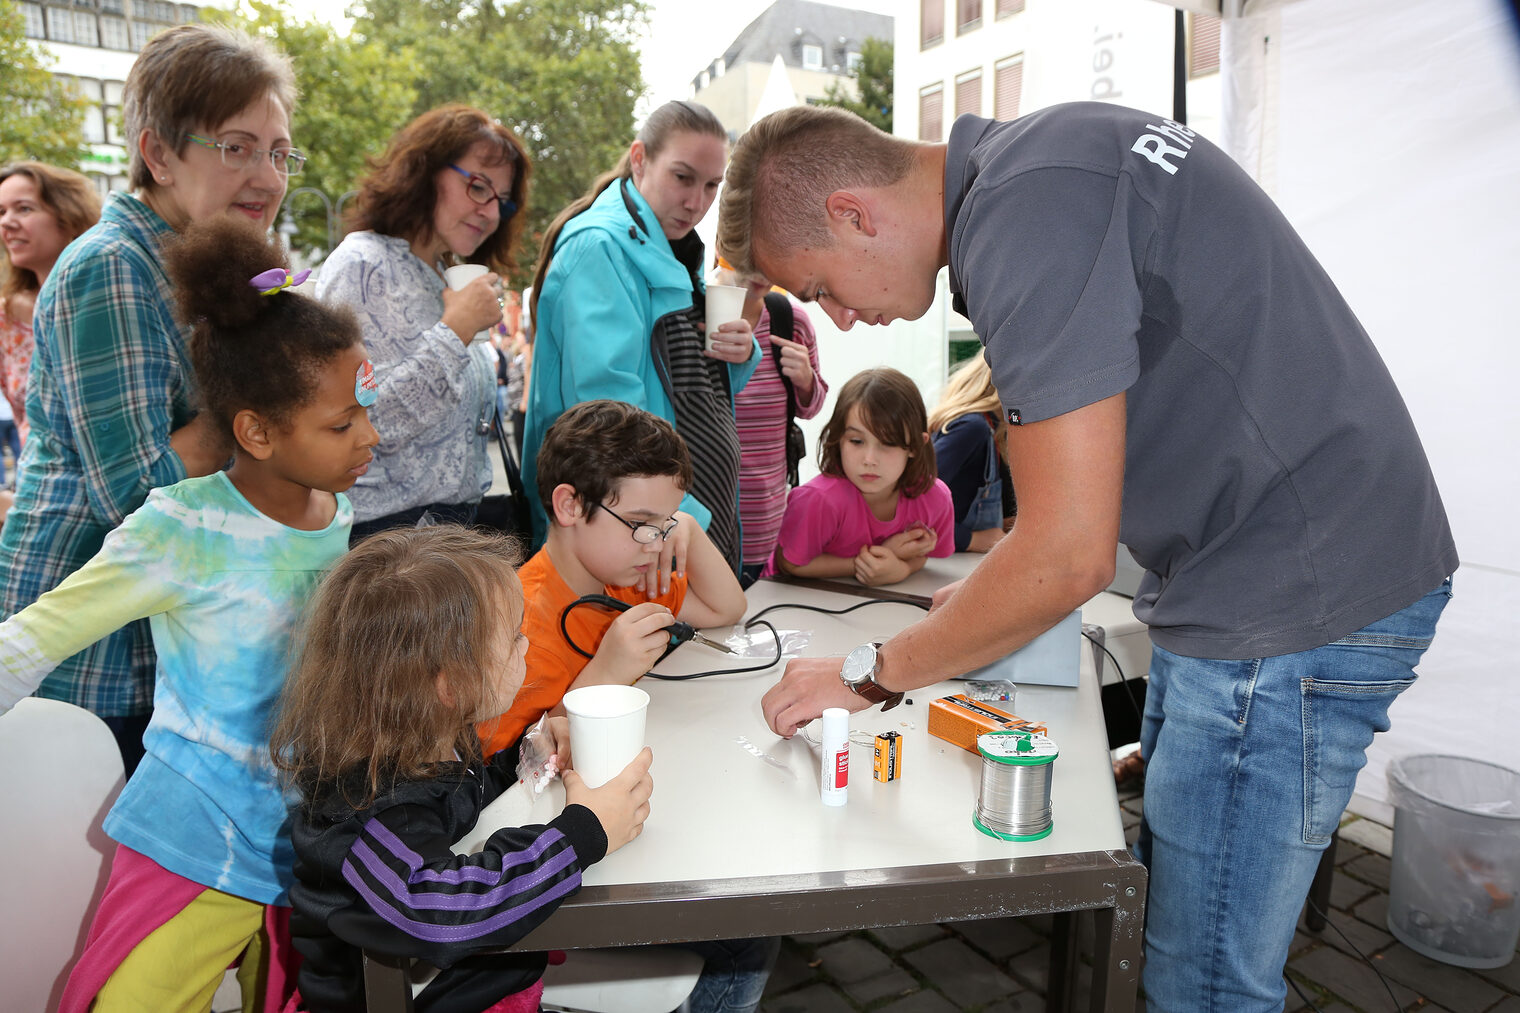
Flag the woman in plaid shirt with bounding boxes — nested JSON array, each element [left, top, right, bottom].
[[0, 23, 301, 774]]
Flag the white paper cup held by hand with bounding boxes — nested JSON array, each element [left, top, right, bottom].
[[703, 283, 746, 353], [563, 685, 650, 789], [443, 263, 489, 290]]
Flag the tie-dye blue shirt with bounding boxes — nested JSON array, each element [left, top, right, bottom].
[[0, 471, 351, 904]]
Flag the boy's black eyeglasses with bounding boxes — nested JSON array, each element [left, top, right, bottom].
[[446, 163, 518, 220], [594, 502, 678, 544]]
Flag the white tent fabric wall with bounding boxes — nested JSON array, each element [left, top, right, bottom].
[[1220, 0, 1520, 818]]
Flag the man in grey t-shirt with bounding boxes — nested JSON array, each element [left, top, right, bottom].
[[718, 103, 1456, 1012]]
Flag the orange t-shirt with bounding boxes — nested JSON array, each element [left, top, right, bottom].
[[479, 546, 688, 757]]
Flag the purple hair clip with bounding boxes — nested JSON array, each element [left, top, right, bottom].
[[249, 267, 312, 296]]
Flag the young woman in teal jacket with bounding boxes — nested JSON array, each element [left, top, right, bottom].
[[523, 100, 759, 578]]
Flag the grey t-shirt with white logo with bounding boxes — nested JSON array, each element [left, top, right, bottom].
[[944, 103, 1456, 660]]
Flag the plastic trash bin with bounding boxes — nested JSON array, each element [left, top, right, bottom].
[[1386, 754, 1520, 968]]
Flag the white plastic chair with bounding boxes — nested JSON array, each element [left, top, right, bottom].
[[0, 698, 126, 1011], [389, 940, 703, 1013]]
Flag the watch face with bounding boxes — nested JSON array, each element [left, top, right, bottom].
[[841, 644, 875, 686]]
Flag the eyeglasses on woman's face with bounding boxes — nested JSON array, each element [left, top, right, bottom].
[[186, 133, 306, 176], [447, 163, 518, 221], [594, 501, 678, 544]]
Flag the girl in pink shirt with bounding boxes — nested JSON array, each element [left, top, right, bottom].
[[773, 367, 953, 585]]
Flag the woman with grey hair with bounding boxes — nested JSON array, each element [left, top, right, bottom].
[[0, 23, 301, 774]]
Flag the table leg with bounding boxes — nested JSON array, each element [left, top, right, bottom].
[[363, 950, 415, 1013], [1047, 911, 1079, 1013], [1088, 866, 1146, 1013]]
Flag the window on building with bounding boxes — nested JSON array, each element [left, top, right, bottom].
[[955, 69, 982, 119], [129, 19, 155, 49], [802, 43, 822, 70], [699, 71, 709, 90], [714, 59, 724, 77], [918, 83, 944, 142], [996, 0, 1026, 18], [994, 54, 1024, 121], [46, 6, 76, 43], [100, 14, 128, 49], [920, 0, 943, 49], [957, 0, 981, 35], [1190, 13, 1221, 78], [105, 79, 125, 143], [99, 0, 123, 13], [21, 2, 46, 38], [73, 9, 100, 46], [846, 51, 862, 74]]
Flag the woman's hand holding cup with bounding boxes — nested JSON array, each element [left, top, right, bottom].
[[441, 269, 503, 344], [704, 318, 754, 364]]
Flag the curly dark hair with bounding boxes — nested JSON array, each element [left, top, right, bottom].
[[353, 104, 530, 273], [534, 399, 693, 516], [161, 216, 360, 435], [818, 368, 938, 498]]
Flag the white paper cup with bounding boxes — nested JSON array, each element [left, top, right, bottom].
[[443, 263, 489, 291], [563, 685, 650, 789], [703, 283, 747, 353]]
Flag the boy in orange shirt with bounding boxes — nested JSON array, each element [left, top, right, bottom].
[[480, 399, 747, 756]]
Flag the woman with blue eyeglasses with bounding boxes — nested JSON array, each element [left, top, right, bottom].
[[318, 104, 531, 541]]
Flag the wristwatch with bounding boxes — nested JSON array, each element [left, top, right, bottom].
[[840, 642, 904, 712]]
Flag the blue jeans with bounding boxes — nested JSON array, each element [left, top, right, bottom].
[[1135, 578, 1452, 1012], [682, 937, 779, 1013]]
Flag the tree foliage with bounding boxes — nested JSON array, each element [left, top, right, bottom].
[[0, 0, 90, 169], [819, 37, 893, 134], [221, 0, 648, 281]]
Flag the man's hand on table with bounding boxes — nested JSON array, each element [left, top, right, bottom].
[[762, 657, 872, 737]]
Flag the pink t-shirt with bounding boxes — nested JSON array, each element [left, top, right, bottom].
[[773, 472, 955, 571]]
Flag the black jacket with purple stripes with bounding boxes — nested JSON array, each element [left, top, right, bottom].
[[288, 744, 608, 1013]]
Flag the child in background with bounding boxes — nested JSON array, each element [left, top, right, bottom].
[[273, 525, 653, 1013], [479, 398, 747, 756], [0, 215, 377, 1011], [774, 368, 954, 586], [928, 349, 1015, 553]]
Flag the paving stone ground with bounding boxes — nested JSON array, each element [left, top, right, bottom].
[[760, 784, 1520, 1013]]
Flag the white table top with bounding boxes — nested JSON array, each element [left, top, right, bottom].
[[477, 576, 1127, 888]]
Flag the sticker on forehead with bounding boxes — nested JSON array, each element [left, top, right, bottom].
[[354, 360, 378, 407]]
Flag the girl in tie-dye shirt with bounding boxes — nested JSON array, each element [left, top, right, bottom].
[[0, 216, 378, 1012]]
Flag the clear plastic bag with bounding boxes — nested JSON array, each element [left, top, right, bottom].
[[515, 714, 561, 795], [724, 626, 812, 659]]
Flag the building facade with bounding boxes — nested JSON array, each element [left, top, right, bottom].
[[18, 0, 204, 192], [690, 0, 893, 139]]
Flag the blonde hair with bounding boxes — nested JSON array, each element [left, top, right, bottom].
[[0, 162, 101, 305], [529, 100, 725, 324], [717, 105, 917, 276], [928, 349, 1002, 435], [271, 526, 524, 810]]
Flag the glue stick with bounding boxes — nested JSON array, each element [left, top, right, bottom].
[[821, 707, 849, 806]]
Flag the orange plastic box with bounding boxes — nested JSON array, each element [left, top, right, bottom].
[[927, 693, 1048, 754]]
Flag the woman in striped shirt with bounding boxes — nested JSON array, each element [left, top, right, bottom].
[[724, 269, 828, 587]]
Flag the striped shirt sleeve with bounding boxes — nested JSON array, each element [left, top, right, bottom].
[[340, 801, 606, 953]]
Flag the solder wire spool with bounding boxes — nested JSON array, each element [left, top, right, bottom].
[[973, 730, 1058, 842]]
